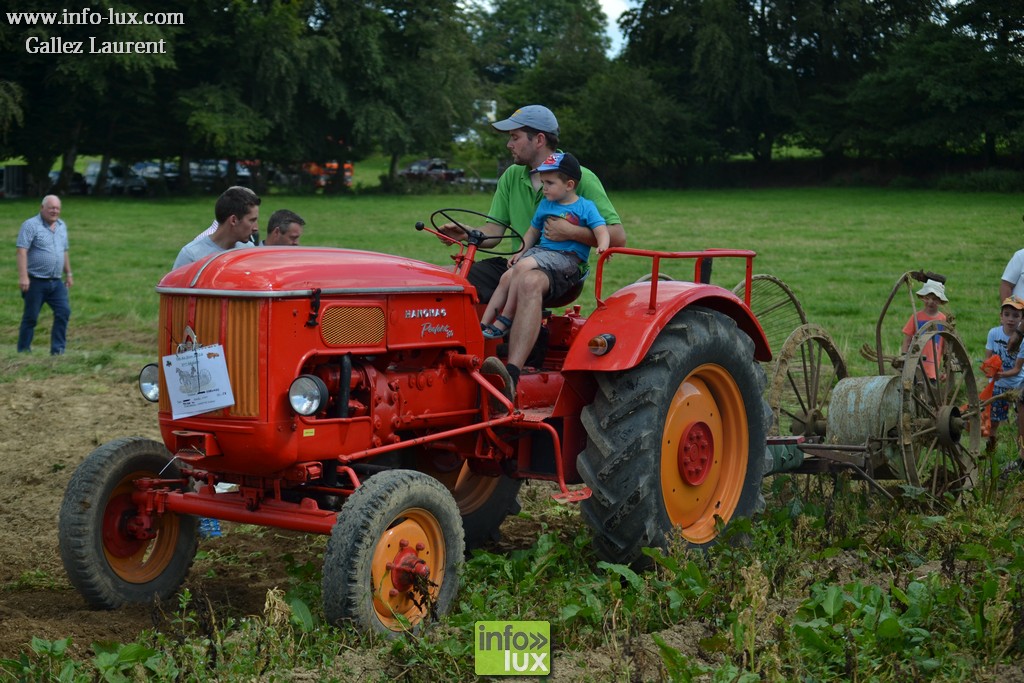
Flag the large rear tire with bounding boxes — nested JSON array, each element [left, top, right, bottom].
[[414, 459, 521, 548], [322, 470, 464, 636], [579, 308, 769, 565], [58, 437, 198, 608]]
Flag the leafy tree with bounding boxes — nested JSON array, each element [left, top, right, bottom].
[[499, 7, 610, 113], [0, 18, 24, 149], [946, 0, 1024, 163], [844, 19, 1024, 163], [169, 0, 302, 186], [471, 0, 612, 170], [338, 1, 481, 180], [620, 0, 791, 162], [0, 81, 25, 155], [567, 62, 712, 183], [785, 0, 943, 156], [2, 0, 173, 191], [471, 0, 610, 86]]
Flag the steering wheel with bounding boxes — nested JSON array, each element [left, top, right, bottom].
[[428, 208, 524, 257]]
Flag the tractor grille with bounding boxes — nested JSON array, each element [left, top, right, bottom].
[[320, 306, 386, 346], [158, 296, 261, 417]]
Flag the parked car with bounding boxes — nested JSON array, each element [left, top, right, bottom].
[[48, 171, 89, 195], [398, 158, 465, 183], [2, 165, 28, 198], [84, 163, 147, 196], [133, 160, 180, 190], [133, 160, 179, 181], [189, 159, 251, 191]]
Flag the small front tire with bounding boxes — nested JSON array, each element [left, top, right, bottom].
[[58, 437, 198, 608], [322, 470, 464, 635]]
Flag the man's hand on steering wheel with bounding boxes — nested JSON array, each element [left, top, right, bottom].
[[437, 222, 469, 242], [427, 208, 524, 257]]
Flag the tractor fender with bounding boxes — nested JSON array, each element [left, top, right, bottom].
[[562, 280, 771, 374]]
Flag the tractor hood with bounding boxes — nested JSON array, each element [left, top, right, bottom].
[[158, 247, 468, 297]]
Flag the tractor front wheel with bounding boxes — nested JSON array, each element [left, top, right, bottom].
[[579, 308, 769, 566], [322, 470, 464, 635], [58, 437, 198, 608]]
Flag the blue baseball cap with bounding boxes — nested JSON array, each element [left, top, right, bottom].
[[492, 105, 560, 136], [531, 152, 582, 182]]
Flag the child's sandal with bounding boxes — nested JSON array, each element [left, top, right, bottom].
[[481, 315, 514, 339]]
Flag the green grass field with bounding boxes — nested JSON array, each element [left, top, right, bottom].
[[1, 188, 1020, 379]]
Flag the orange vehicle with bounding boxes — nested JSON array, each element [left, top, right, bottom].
[[58, 209, 770, 635], [301, 160, 352, 189]]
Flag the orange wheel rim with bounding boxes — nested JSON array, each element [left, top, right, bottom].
[[101, 474, 180, 583], [660, 364, 748, 545], [370, 508, 446, 631]]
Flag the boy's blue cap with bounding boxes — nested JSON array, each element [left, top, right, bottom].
[[492, 105, 560, 136], [530, 152, 581, 182]]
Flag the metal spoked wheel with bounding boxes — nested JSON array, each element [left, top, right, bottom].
[[732, 274, 808, 364], [899, 328, 980, 499], [768, 323, 849, 438]]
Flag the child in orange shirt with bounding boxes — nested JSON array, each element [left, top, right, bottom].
[[900, 279, 947, 380]]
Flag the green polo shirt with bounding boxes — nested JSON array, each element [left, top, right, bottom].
[[487, 159, 621, 234]]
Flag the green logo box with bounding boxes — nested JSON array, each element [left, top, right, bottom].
[[474, 620, 551, 676]]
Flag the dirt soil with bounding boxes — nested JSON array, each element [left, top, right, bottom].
[[0, 375, 324, 660], [0, 376, 156, 651]]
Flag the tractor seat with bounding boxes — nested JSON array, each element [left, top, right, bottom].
[[543, 266, 589, 310]]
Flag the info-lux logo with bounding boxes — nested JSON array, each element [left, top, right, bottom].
[[474, 621, 550, 676]]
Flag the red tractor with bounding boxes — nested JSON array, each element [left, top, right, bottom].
[[58, 209, 771, 635]]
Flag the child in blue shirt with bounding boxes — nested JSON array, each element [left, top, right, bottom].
[[985, 296, 1024, 457], [480, 152, 608, 339]]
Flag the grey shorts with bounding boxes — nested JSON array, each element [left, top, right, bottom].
[[520, 247, 584, 301]]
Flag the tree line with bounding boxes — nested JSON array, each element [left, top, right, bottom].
[[2, 0, 1022, 193]]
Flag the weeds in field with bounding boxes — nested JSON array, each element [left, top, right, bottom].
[[3, 482, 1023, 681], [0, 635, 174, 682], [5, 569, 64, 592]]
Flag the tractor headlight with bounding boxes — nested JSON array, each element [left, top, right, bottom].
[[289, 375, 329, 416], [138, 363, 160, 402]]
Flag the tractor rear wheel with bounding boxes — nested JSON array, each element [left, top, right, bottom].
[[579, 308, 769, 566], [322, 470, 464, 636], [415, 459, 521, 548], [58, 437, 198, 608]]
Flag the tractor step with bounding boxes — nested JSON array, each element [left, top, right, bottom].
[[517, 407, 556, 423], [551, 487, 591, 503]]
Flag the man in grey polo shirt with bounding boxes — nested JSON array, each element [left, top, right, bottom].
[[16, 194, 73, 354]]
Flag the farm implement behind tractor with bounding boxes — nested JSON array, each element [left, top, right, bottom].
[[59, 209, 773, 636], [748, 271, 981, 501]]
